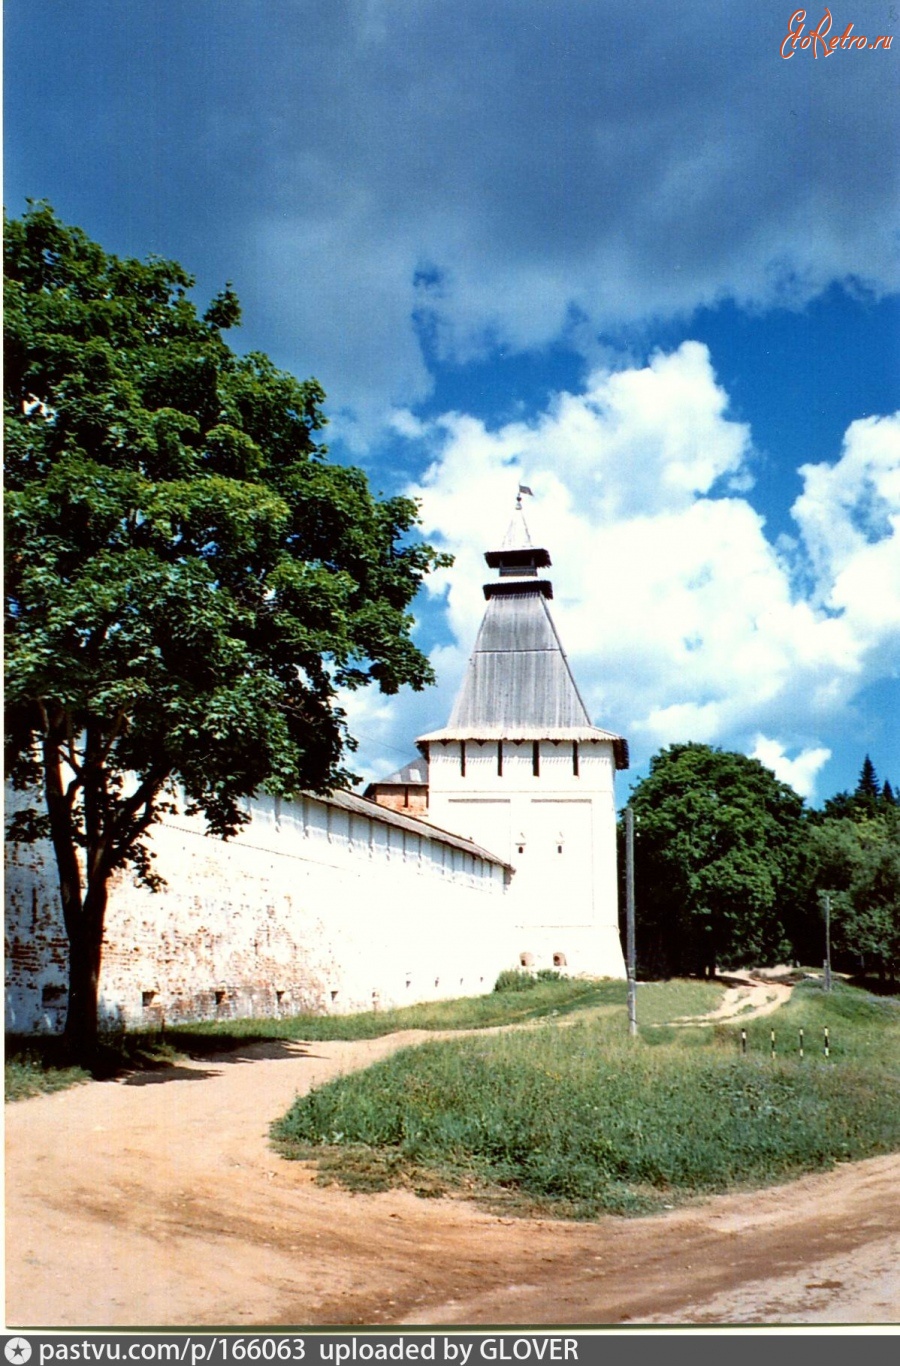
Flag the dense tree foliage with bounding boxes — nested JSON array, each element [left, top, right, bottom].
[[4, 204, 449, 1057], [622, 743, 804, 977], [624, 745, 900, 984], [801, 813, 900, 980], [801, 754, 900, 980]]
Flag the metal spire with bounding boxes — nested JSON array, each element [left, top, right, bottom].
[[502, 484, 534, 550]]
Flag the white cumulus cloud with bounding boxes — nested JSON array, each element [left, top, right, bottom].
[[750, 737, 833, 800], [347, 344, 900, 803]]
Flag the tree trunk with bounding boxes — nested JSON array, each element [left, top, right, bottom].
[[63, 879, 108, 1064], [39, 724, 164, 1067], [42, 731, 111, 1067]]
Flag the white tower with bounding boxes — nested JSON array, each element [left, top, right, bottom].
[[417, 500, 628, 978]]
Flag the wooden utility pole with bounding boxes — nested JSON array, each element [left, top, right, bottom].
[[626, 806, 637, 1037]]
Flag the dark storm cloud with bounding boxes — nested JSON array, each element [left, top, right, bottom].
[[6, 0, 899, 427]]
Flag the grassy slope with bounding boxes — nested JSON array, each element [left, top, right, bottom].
[[273, 980, 900, 1218], [5, 976, 633, 1098]]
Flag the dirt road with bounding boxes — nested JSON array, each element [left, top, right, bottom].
[[6, 1024, 899, 1330]]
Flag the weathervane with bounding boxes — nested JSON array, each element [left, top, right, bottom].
[[515, 482, 534, 510]]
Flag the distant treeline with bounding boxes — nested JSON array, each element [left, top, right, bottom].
[[619, 745, 899, 984]]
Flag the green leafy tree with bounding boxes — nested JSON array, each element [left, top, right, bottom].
[[800, 811, 900, 982], [623, 743, 804, 977], [4, 203, 450, 1059]]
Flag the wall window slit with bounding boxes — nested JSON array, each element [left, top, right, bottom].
[[460, 740, 466, 777], [572, 741, 579, 776], [532, 741, 540, 776], [497, 740, 503, 776]]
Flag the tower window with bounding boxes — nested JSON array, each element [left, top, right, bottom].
[[460, 740, 467, 776], [573, 741, 579, 776], [532, 741, 540, 776], [497, 740, 503, 776]]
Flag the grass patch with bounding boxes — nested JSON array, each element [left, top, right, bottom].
[[729, 978, 900, 1063], [274, 980, 900, 1219], [4, 1031, 182, 1101], [163, 976, 628, 1046], [5, 1052, 91, 1102], [5, 977, 625, 1100], [633, 979, 724, 1026]]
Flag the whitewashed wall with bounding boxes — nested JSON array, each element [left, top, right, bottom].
[[5, 791, 513, 1034], [427, 738, 625, 979]]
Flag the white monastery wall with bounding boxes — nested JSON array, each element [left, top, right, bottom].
[[5, 791, 513, 1035], [426, 739, 624, 978]]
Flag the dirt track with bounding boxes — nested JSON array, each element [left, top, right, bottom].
[[6, 1016, 900, 1330]]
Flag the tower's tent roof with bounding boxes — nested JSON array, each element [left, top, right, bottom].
[[451, 588, 591, 730], [417, 499, 629, 769], [416, 586, 629, 767]]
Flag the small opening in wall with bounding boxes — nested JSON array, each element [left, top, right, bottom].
[[573, 741, 579, 776], [532, 741, 540, 776], [41, 984, 66, 1007], [331, 989, 339, 1002], [434, 977, 440, 988], [141, 990, 157, 1008], [497, 740, 503, 776], [276, 989, 286, 1006], [553, 952, 567, 968], [520, 952, 534, 968], [460, 740, 467, 776], [406, 976, 413, 988], [214, 990, 227, 1006]]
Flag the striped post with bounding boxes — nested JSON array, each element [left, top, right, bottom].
[[771, 1028, 776, 1059], [741, 1028, 747, 1056], [824, 1026, 830, 1059], [799, 1028, 804, 1060]]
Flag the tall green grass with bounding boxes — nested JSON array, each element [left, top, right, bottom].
[[274, 980, 900, 1218]]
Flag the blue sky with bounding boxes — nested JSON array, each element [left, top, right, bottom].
[[6, 0, 899, 805]]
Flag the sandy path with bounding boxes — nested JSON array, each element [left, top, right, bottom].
[[6, 1025, 899, 1330], [669, 976, 794, 1027]]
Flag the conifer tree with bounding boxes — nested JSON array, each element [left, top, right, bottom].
[[856, 754, 880, 801]]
